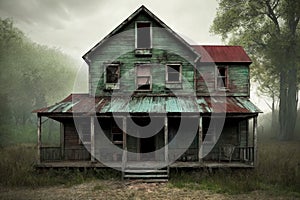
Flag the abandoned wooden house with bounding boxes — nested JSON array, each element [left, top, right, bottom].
[[34, 6, 261, 180]]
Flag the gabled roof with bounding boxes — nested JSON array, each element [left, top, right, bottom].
[[33, 94, 261, 115], [191, 45, 252, 63], [82, 5, 200, 63]]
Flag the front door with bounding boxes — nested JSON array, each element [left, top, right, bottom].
[[140, 136, 156, 161]]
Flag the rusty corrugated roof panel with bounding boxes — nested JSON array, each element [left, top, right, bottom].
[[33, 94, 261, 114], [191, 45, 252, 63]]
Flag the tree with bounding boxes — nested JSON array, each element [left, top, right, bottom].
[[211, 0, 300, 140], [0, 18, 80, 127]]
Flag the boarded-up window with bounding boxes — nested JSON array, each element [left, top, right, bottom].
[[136, 22, 151, 49], [136, 64, 151, 91], [217, 66, 228, 90], [166, 64, 181, 83]]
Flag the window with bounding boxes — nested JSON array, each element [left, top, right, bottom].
[[105, 64, 120, 89], [111, 118, 123, 148], [136, 22, 151, 49], [136, 64, 152, 91], [216, 65, 228, 90], [202, 117, 217, 144], [166, 64, 182, 83]]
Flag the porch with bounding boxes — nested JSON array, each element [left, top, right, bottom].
[[38, 145, 255, 168], [35, 95, 261, 170]]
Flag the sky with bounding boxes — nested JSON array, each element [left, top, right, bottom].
[[0, 0, 223, 60], [0, 0, 272, 112]]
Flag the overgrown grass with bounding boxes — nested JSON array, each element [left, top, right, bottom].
[[0, 140, 299, 198], [169, 140, 300, 197], [0, 145, 120, 187]]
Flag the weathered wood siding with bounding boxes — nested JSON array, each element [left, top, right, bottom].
[[196, 64, 250, 96], [88, 11, 196, 96], [64, 121, 90, 160]]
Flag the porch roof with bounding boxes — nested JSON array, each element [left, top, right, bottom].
[[33, 94, 262, 115]]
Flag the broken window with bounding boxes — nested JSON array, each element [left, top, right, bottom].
[[216, 65, 228, 90], [136, 64, 151, 91], [105, 64, 120, 89], [166, 64, 181, 83], [136, 22, 151, 49]]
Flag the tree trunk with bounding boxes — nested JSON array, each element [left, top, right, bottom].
[[279, 71, 288, 140], [278, 43, 299, 140], [271, 94, 277, 135]]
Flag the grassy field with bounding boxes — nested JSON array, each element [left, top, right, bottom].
[[0, 141, 299, 199]]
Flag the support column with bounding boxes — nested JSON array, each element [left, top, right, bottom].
[[198, 117, 203, 162], [122, 117, 127, 179], [37, 115, 42, 164], [253, 116, 258, 166], [91, 116, 95, 162], [60, 123, 64, 159], [164, 116, 168, 164]]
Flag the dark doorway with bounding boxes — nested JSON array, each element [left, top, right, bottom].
[[140, 136, 156, 160]]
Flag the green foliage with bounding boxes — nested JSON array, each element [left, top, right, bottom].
[[211, 0, 300, 139], [0, 18, 84, 145]]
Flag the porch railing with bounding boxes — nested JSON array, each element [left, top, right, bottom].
[[41, 147, 61, 161], [237, 146, 254, 163], [40, 147, 90, 162]]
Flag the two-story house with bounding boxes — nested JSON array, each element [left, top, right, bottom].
[[34, 6, 261, 180]]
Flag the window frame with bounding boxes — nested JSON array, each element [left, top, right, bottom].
[[165, 64, 182, 84], [135, 21, 152, 49], [104, 63, 120, 90], [135, 63, 152, 91], [215, 65, 229, 91]]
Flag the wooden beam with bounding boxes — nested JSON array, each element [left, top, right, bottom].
[[198, 117, 203, 162], [122, 116, 127, 180], [91, 116, 95, 162], [60, 123, 64, 159], [37, 116, 42, 164], [164, 116, 168, 164], [253, 116, 258, 167]]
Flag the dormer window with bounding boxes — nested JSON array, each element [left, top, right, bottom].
[[136, 64, 152, 91], [136, 22, 151, 49], [105, 64, 120, 90], [216, 65, 228, 90]]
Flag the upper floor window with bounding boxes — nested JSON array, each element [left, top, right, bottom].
[[136, 22, 151, 49], [216, 65, 228, 90], [166, 64, 182, 83], [105, 64, 120, 90], [136, 64, 152, 91]]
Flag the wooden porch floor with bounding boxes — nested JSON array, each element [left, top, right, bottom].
[[36, 161, 254, 169]]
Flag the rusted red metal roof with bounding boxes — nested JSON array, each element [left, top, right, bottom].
[[197, 97, 261, 113], [33, 94, 261, 115], [191, 45, 252, 63]]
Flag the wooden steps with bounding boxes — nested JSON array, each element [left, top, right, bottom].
[[123, 168, 169, 182]]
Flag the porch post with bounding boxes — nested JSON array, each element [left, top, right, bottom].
[[122, 117, 127, 151], [122, 116, 127, 179], [198, 117, 203, 162], [60, 123, 64, 159], [253, 116, 258, 166], [164, 116, 168, 164], [91, 116, 95, 162], [37, 115, 42, 164]]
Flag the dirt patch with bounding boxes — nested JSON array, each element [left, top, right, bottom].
[[0, 180, 297, 200]]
